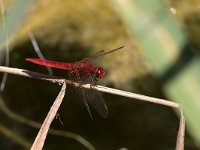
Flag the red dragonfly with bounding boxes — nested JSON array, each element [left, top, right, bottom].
[[26, 46, 123, 118]]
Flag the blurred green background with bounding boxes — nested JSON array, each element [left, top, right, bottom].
[[0, 0, 200, 149]]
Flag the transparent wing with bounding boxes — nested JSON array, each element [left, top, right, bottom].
[[71, 72, 108, 118], [83, 86, 108, 118], [83, 46, 124, 61], [82, 75, 108, 118]]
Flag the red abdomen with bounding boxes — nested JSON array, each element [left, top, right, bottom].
[[26, 58, 72, 70]]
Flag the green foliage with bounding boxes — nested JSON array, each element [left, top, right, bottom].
[[111, 0, 200, 146], [0, 0, 33, 50]]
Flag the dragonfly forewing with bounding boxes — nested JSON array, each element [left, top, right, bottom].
[[72, 73, 108, 118], [81, 75, 108, 118], [83, 86, 108, 118]]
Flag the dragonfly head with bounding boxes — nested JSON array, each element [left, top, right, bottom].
[[96, 67, 105, 78]]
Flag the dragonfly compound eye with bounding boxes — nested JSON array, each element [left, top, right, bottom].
[[96, 67, 105, 78]]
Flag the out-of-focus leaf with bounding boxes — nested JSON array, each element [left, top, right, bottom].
[[111, 0, 200, 145], [0, 0, 33, 51]]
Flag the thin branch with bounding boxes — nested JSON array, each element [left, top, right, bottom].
[[0, 0, 9, 92], [0, 31, 9, 92], [96, 85, 179, 108], [28, 31, 53, 75], [176, 109, 185, 150], [31, 82, 66, 150], [0, 65, 179, 108]]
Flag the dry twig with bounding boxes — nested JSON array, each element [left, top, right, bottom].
[[0, 65, 179, 108], [31, 82, 66, 150], [176, 109, 185, 150]]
